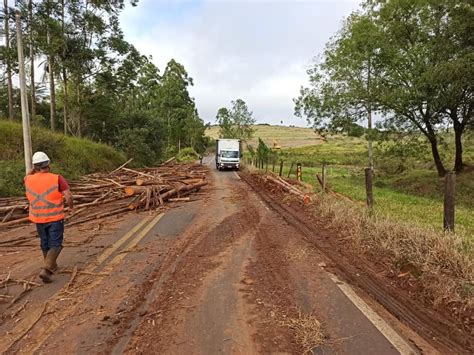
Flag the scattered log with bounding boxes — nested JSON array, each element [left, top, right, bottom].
[[168, 197, 190, 202], [108, 158, 133, 175], [0, 162, 208, 229]]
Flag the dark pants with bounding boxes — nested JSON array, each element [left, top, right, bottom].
[[36, 220, 64, 253]]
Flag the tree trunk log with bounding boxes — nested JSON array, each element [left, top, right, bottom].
[[429, 137, 446, 177], [4, 0, 14, 120], [453, 123, 464, 173]]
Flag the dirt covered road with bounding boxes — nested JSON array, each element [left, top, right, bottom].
[[0, 157, 469, 354]]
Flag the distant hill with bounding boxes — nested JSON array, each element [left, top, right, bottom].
[[206, 124, 324, 149]]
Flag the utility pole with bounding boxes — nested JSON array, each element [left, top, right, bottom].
[[16, 10, 33, 174]]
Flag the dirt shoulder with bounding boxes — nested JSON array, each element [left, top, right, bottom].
[[240, 171, 473, 353]]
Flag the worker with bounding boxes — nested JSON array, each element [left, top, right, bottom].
[[24, 152, 74, 283]]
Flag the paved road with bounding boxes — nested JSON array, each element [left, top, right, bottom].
[[0, 157, 435, 354]]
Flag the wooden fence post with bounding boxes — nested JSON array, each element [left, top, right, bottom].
[[296, 163, 302, 181], [272, 158, 276, 172], [322, 164, 327, 193], [444, 172, 455, 232], [279, 160, 284, 177], [287, 162, 294, 178], [365, 167, 374, 208]]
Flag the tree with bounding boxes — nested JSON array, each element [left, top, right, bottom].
[[158, 59, 198, 152], [296, 0, 473, 176], [27, 0, 35, 122], [216, 99, 255, 140], [295, 14, 386, 168], [3, 0, 14, 120], [216, 107, 233, 138]]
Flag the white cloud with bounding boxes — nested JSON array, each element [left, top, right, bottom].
[[120, 0, 359, 126]]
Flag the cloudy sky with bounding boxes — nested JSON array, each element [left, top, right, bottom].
[[120, 0, 360, 127]]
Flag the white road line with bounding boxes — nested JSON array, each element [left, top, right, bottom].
[[327, 273, 416, 355]]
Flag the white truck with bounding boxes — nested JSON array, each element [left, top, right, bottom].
[[215, 139, 241, 171]]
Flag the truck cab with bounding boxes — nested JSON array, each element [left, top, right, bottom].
[[216, 139, 241, 171]]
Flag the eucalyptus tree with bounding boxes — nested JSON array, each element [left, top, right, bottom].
[[2, 0, 14, 120], [158, 59, 197, 152]]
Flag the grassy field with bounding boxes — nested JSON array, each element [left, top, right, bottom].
[[270, 163, 474, 238], [243, 126, 474, 238], [206, 124, 324, 148]]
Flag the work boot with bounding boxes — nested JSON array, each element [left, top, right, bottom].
[[39, 249, 50, 283], [39, 247, 62, 283], [39, 268, 52, 283], [45, 247, 62, 272]]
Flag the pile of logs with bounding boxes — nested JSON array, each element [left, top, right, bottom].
[[0, 161, 208, 229], [262, 172, 311, 203]]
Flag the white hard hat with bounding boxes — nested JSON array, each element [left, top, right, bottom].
[[32, 151, 50, 165]]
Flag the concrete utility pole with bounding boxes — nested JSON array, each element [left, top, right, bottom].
[[16, 10, 33, 174]]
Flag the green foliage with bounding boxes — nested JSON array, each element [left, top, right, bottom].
[[256, 138, 271, 161], [0, 120, 125, 196], [216, 99, 256, 140], [375, 135, 430, 174], [177, 147, 199, 162], [295, 0, 473, 176], [0, 160, 25, 196], [276, 136, 474, 236], [0, 1, 207, 167], [116, 128, 157, 167], [347, 123, 365, 138]]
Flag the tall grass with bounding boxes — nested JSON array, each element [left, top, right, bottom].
[[311, 194, 473, 313]]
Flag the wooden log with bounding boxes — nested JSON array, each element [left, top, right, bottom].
[[121, 167, 155, 179], [162, 156, 176, 165], [125, 186, 150, 196], [108, 158, 133, 175], [2, 206, 18, 223], [265, 175, 304, 197]]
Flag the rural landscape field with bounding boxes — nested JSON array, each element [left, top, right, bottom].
[[1, 0, 472, 354], [209, 124, 474, 236]]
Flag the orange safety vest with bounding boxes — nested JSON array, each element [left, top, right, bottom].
[[25, 172, 65, 223]]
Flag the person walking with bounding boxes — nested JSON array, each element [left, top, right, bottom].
[[24, 151, 74, 283]]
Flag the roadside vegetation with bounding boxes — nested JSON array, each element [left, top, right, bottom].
[[1, 1, 209, 170], [247, 132, 474, 237], [0, 120, 125, 196], [310, 194, 473, 316]]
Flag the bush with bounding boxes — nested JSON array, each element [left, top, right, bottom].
[[177, 147, 199, 162], [347, 123, 365, 137]]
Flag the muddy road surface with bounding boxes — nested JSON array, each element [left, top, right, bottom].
[[0, 157, 468, 354]]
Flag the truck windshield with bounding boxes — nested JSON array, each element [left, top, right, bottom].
[[221, 150, 239, 158]]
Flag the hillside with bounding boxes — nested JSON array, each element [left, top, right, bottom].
[[206, 124, 324, 148], [0, 120, 125, 196]]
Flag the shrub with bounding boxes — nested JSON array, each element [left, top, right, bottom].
[[177, 147, 199, 162]]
